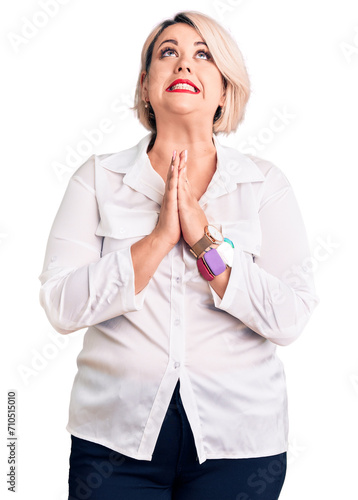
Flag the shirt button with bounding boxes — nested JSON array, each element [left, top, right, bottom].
[[176, 276, 180, 284], [51, 256, 57, 262], [174, 362, 180, 369], [118, 227, 126, 235], [174, 318, 180, 326]]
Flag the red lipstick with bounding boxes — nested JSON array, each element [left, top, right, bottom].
[[166, 79, 200, 94]]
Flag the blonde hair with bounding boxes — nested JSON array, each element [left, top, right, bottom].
[[131, 11, 251, 138]]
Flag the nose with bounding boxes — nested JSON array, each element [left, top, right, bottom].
[[177, 65, 191, 73], [175, 53, 191, 73]]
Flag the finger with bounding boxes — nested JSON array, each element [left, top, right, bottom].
[[166, 150, 179, 197], [178, 149, 187, 171], [178, 154, 189, 185], [165, 150, 178, 189], [166, 150, 176, 180], [171, 153, 179, 185], [178, 172, 190, 207]]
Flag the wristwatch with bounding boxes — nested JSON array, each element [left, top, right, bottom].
[[189, 225, 224, 259]]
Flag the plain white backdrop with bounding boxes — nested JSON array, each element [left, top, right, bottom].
[[1, 0, 357, 498]]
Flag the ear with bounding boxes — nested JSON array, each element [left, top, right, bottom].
[[219, 79, 227, 107], [140, 71, 149, 102]]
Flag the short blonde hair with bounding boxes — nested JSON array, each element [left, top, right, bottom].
[[131, 11, 251, 137]]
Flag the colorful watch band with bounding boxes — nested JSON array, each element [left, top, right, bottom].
[[197, 257, 215, 281], [216, 239, 235, 267], [202, 248, 227, 276], [224, 237, 234, 248]]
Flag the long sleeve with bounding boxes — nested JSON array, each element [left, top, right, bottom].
[[38, 155, 147, 334], [209, 163, 319, 346]]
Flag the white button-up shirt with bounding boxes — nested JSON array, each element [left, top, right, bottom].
[[38, 132, 319, 464]]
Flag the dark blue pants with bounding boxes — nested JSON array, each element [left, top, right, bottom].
[[68, 380, 287, 500]]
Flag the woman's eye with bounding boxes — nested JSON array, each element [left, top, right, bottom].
[[197, 50, 211, 60], [160, 47, 176, 57], [160, 47, 212, 60]]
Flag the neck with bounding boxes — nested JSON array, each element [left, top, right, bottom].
[[147, 120, 217, 172]]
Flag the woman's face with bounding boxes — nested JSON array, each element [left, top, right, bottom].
[[141, 23, 226, 125]]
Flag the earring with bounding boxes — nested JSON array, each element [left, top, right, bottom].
[[144, 100, 149, 108]]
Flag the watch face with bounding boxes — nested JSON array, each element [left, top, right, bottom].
[[206, 225, 224, 243]]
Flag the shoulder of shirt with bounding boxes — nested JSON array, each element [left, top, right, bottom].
[[243, 152, 291, 188], [214, 137, 292, 187], [69, 153, 96, 190]]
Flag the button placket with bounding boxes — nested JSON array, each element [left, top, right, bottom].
[[169, 244, 186, 372]]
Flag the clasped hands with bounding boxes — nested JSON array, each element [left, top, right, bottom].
[[153, 149, 209, 251]]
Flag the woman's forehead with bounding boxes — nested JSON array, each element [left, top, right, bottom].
[[154, 23, 204, 49]]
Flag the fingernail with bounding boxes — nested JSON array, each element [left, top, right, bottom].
[[172, 150, 177, 161], [184, 149, 187, 163]]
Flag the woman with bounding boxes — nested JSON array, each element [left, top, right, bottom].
[[39, 10, 319, 500]]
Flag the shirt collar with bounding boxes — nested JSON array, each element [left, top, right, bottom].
[[99, 132, 265, 205]]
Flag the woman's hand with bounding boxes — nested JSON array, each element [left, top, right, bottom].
[[152, 150, 181, 249], [177, 150, 209, 248], [152, 148, 209, 251]]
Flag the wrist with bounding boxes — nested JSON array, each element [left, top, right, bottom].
[[150, 228, 176, 255], [186, 231, 207, 249]]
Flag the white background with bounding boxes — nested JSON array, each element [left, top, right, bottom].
[[1, 0, 357, 498]]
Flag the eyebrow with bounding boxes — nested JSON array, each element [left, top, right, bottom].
[[157, 39, 208, 50]]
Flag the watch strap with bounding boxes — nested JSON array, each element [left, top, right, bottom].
[[189, 234, 212, 259]]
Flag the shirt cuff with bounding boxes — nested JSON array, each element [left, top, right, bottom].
[[122, 245, 149, 312], [208, 248, 252, 316]]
